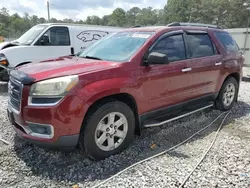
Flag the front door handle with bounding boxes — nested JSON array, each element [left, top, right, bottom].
[[215, 62, 222, 66], [182, 68, 192, 73], [71, 47, 75, 55]]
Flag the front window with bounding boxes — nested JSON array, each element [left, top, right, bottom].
[[16, 25, 48, 45], [150, 34, 186, 62], [79, 31, 155, 62], [35, 27, 70, 46]]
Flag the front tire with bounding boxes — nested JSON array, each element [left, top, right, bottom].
[[215, 77, 238, 111], [80, 101, 135, 160]]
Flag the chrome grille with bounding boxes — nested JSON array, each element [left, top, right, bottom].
[[8, 77, 23, 112]]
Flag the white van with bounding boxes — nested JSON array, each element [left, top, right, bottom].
[[0, 23, 122, 81]]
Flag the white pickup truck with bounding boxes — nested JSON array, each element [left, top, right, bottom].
[[0, 23, 122, 81]]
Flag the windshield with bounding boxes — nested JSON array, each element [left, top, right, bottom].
[[79, 31, 155, 62], [16, 25, 48, 45]]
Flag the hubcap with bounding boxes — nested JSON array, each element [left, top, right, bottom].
[[95, 112, 128, 151], [223, 83, 235, 107]]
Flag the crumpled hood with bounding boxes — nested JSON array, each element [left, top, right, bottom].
[[18, 56, 119, 82], [0, 42, 18, 50], [0, 42, 10, 50]]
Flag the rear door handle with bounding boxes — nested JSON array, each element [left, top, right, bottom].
[[181, 68, 192, 73], [215, 62, 222, 66]]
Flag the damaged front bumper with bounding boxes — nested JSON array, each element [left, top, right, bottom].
[[0, 64, 15, 81], [0, 67, 9, 81]]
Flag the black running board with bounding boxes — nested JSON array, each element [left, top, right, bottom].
[[143, 104, 214, 128]]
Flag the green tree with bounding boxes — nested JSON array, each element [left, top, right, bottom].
[[188, 0, 214, 23], [30, 15, 39, 25], [85, 16, 92, 24], [222, 0, 248, 28], [9, 13, 23, 37], [38, 17, 46, 23], [126, 7, 141, 26], [137, 7, 158, 26], [63, 18, 74, 23], [110, 8, 126, 27], [90, 16, 102, 25], [77, 20, 84, 24], [102, 15, 111, 26], [156, 9, 167, 25], [0, 8, 10, 36], [1, 1, 250, 39], [85, 16, 101, 25], [0, 7, 10, 24], [164, 0, 190, 23], [50, 18, 58, 23]]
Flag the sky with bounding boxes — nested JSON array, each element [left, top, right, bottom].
[[0, 0, 167, 21]]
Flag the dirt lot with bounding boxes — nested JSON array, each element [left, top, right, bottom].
[[0, 80, 250, 188]]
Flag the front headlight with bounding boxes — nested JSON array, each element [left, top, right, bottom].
[[0, 53, 8, 66], [30, 75, 79, 96]]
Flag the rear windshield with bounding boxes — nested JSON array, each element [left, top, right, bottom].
[[79, 31, 155, 62], [215, 31, 240, 52]]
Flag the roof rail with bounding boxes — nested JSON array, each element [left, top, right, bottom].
[[167, 22, 223, 29]]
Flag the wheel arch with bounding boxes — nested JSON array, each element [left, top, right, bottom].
[[225, 72, 240, 85], [220, 72, 240, 102], [81, 93, 141, 135], [226, 72, 240, 102]]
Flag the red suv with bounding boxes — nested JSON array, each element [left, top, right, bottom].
[[7, 23, 244, 160]]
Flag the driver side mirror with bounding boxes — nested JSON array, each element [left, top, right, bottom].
[[145, 52, 169, 66]]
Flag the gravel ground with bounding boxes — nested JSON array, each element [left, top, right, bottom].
[[0, 80, 250, 188]]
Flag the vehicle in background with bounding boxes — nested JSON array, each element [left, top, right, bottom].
[[7, 23, 244, 160], [0, 23, 122, 81]]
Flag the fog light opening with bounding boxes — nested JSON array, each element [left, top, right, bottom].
[[32, 127, 48, 134], [26, 122, 54, 139]]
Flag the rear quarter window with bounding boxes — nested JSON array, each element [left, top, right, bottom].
[[215, 31, 240, 52]]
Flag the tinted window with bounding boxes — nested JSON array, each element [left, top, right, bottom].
[[36, 27, 70, 46], [215, 31, 240, 52], [151, 34, 186, 62], [186, 34, 215, 58]]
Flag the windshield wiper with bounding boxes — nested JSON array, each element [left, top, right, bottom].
[[83, 56, 103, 60]]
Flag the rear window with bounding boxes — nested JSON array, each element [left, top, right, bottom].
[[215, 31, 240, 52], [186, 33, 215, 58]]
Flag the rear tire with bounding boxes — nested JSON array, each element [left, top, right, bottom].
[[215, 77, 238, 111], [79, 101, 135, 160]]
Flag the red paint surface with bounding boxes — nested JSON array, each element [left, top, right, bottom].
[[14, 26, 243, 143]]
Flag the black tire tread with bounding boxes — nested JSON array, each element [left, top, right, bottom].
[[79, 100, 135, 160], [215, 77, 238, 111]]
